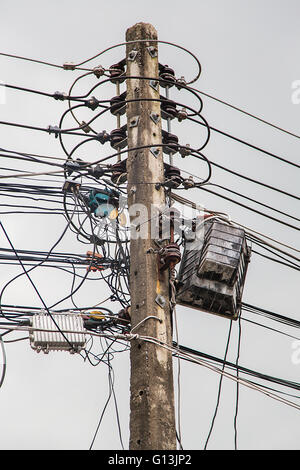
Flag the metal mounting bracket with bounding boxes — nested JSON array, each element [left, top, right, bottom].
[[149, 80, 159, 91], [129, 116, 140, 128], [150, 147, 160, 158], [155, 295, 166, 308], [150, 112, 160, 124], [128, 49, 138, 61], [147, 46, 158, 58]]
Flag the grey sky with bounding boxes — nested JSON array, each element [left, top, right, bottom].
[[0, 0, 299, 450]]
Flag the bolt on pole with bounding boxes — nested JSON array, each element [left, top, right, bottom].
[[125, 22, 177, 450]]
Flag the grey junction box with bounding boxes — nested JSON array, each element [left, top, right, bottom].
[[30, 313, 87, 353], [176, 220, 251, 320]]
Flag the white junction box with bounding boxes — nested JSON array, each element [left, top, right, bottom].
[[30, 313, 87, 354]]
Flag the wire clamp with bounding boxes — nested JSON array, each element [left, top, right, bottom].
[[179, 144, 191, 158], [175, 76, 187, 90], [182, 176, 195, 189], [177, 107, 188, 122], [62, 178, 81, 193]]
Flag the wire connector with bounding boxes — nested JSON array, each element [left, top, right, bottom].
[[84, 96, 100, 110], [175, 76, 187, 90], [63, 62, 76, 70], [177, 107, 188, 122], [182, 176, 195, 189], [86, 251, 104, 272], [93, 65, 105, 78], [80, 121, 92, 133], [53, 91, 67, 101], [87, 164, 106, 179], [96, 130, 110, 144], [62, 179, 81, 193], [179, 144, 191, 158], [47, 125, 61, 138]]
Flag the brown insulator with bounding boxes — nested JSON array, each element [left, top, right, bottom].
[[110, 125, 127, 150], [162, 130, 179, 155], [164, 164, 182, 188], [159, 243, 181, 271], [109, 59, 126, 84], [159, 64, 176, 88], [111, 160, 127, 185], [110, 91, 127, 116]]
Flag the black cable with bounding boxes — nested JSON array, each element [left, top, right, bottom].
[[0, 82, 85, 101], [0, 205, 82, 317], [0, 221, 75, 348], [204, 160, 299, 201], [75, 39, 202, 84], [242, 317, 300, 341], [104, 337, 124, 450], [0, 336, 6, 390], [89, 343, 117, 450], [234, 316, 241, 450], [0, 119, 91, 138], [190, 116, 300, 169], [190, 86, 300, 140], [241, 303, 300, 330], [174, 341, 300, 393], [251, 249, 300, 272], [204, 321, 233, 450], [197, 186, 300, 232], [246, 236, 300, 268], [205, 182, 300, 224]]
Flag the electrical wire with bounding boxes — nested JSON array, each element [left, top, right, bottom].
[[0, 336, 6, 389], [204, 321, 233, 449], [190, 85, 300, 140], [234, 316, 242, 450]]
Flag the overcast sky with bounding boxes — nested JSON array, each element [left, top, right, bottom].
[[0, 0, 299, 450]]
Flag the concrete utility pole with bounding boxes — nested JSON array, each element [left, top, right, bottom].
[[125, 22, 177, 450]]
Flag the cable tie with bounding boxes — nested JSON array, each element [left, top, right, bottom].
[[126, 333, 140, 341]]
